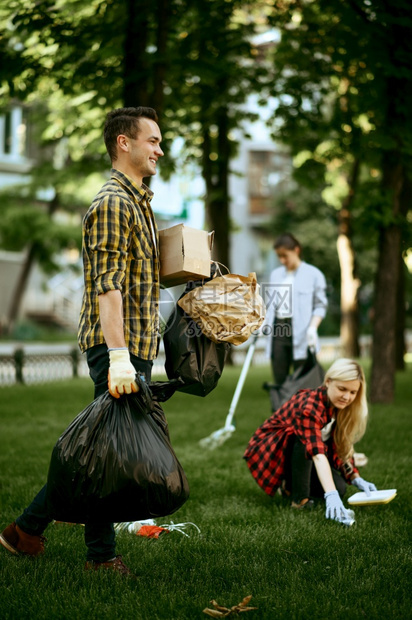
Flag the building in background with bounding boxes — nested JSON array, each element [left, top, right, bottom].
[[0, 103, 32, 182], [229, 108, 292, 281]]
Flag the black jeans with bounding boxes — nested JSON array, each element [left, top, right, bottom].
[[270, 319, 306, 385], [285, 437, 347, 503], [15, 344, 153, 562]]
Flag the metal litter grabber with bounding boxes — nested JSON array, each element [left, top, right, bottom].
[[199, 335, 259, 449]]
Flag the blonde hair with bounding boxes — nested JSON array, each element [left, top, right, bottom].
[[324, 358, 368, 462]]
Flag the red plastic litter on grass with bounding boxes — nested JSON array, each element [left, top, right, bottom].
[[136, 525, 169, 538]]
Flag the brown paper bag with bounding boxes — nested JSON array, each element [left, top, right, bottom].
[[177, 271, 266, 346]]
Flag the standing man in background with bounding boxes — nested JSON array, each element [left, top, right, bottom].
[[0, 107, 164, 576]]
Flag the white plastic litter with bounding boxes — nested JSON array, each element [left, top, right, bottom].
[[114, 519, 201, 537], [353, 452, 368, 467], [114, 519, 156, 533], [342, 508, 356, 527], [160, 521, 201, 537]]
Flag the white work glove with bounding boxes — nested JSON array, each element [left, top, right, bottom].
[[108, 348, 139, 399], [306, 326, 318, 350], [351, 476, 377, 496], [324, 490, 355, 525]]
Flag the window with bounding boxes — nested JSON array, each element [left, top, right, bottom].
[[248, 150, 291, 215], [0, 106, 27, 162]]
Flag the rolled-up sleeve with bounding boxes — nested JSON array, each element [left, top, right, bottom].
[[312, 270, 328, 318], [332, 449, 359, 482], [86, 196, 133, 295]]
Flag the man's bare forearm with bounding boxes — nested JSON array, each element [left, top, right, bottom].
[[98, 290, 127, 349]]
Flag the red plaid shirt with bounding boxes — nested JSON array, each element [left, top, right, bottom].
[[244, 385, 358, 497]]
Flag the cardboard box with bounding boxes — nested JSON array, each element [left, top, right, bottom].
[[159, 224, 213, 287]]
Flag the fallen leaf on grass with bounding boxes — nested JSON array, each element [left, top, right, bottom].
[[203, 595, 257, 617]]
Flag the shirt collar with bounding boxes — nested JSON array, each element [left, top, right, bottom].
[[318, 384, 339, 416], [318, 384, 330, 407], [279, 260, 306, 276], [110, 168, 154, 203]]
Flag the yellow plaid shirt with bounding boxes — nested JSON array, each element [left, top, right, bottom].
[[78, 169, 160, 360]]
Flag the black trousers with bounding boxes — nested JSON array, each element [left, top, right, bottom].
[[284, 437, 347, 503], [15, 344, 153, 562], [270, 319, 306, 385]]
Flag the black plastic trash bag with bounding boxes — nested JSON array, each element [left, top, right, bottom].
[[46, 390, 189, 524], [263, 349, 325, 412], [149, 377, 185, 403], [163, 279, 230, 397]]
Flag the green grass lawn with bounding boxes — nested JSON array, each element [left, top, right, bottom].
[[0, 363, 411, 620]]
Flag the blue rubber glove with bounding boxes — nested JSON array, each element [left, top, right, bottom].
[[351, 476, 377, 496], [324, 490, 355, 525]]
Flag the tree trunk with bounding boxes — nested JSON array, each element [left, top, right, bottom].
[[201, 106, 232, 363], [337, 231, 360, 358], [123, 0, 150, 107], [369, 7, 411, 401], [370, 155, 404, 403], [337, 159, 360, 358], [123, 0, 170, 117], [395, 252, 406, 370], [6, 195, 60, 334], [202, 107, 231, 269], [152, 0, 170, 117], [395, 173, 412, 370], [6, 243, 38, 334]]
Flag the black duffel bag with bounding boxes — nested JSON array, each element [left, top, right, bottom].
[[46, 386, 189, 524]]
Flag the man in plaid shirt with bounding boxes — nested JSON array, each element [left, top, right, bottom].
[[79, 106, 163, 399], [0, 107, 164, 576]]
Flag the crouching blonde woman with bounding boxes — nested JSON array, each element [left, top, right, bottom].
[[244, 359, 377, 524]]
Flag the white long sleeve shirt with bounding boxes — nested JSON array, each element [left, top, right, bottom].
[[262, 261, 328, 360]]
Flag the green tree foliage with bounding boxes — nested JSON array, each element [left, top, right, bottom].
[[266, 0, 412, 401], [0, 0, 272, 327], [165, 0, 271, 265], [0, 0, 273, 247]]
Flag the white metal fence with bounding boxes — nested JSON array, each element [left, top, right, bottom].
[[0, 334, 410, 387]]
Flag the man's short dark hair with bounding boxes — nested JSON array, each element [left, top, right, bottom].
[[103, 107, 158, 162]]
